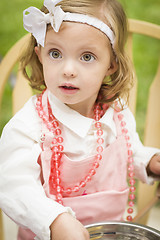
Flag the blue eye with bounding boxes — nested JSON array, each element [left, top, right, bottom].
[[49, 50, 62, 59], [81, 54, 95, 62]]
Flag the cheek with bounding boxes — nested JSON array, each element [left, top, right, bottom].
[[91, 68, 107, 85], [93, 61, 109, 76], [42, 67, 54, 86], [85, 76, 103, 94]]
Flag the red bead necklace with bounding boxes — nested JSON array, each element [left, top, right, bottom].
[[118, 113, 136, 221], [36, 91, 136, 221]]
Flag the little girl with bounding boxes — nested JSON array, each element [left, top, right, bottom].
[[0, 0, 160, 239]]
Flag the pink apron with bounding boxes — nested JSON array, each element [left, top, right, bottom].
[[17, 93, 129, 239]]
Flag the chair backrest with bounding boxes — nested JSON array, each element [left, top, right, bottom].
[[0, 34, 32, 116], [0, 19, 160, 239], [127, 19, 160, 224], [0, 34, 32, 240]]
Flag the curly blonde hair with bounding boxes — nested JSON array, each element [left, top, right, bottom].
[[21, 0, 134, 106]]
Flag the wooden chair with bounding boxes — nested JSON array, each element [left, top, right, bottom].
[[127, 19, 160, 224], [0, 34, 32, 240], [0, 19, 160, 239]]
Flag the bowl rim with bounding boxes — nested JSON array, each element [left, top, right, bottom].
[[85, 221, 160, 239]]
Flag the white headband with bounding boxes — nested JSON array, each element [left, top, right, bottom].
[[23, 0, 115, 48]]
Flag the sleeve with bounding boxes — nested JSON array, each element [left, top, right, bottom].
[[0, 118, 74, 240], [122, 107, 160, 184]]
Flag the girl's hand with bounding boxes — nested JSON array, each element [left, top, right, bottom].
[[50, 212, 90, 240], [147, 153, 160, 176]]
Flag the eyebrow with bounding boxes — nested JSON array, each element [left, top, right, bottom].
[[45, 41, 58, 46]]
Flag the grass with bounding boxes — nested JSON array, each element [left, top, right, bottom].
[[0, 0, 160, 138], [118, 0, 160, 140], [0, 0, 42, 56]]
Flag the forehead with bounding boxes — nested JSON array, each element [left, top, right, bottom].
[[45, 22, 111, 48]]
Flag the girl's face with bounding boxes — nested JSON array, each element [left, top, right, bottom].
[[35, 22, 117, 117]]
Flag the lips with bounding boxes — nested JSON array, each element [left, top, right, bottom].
[[59, 83, 79, 94], [61, 86, 78, 90], [59, 83, 78, 89]]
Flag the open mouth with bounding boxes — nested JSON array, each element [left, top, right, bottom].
[[61, 86, 78, 90], [59, 84, 79, 94]]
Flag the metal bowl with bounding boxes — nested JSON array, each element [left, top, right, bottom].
[[85, 221, 160, 240]]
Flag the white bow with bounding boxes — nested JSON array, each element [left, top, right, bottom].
[[23, 0, 115, 48], [23, 0, 65, 47]]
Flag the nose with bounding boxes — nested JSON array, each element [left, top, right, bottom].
[[63, 59, 77, 78]]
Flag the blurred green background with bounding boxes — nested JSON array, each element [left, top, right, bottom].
[[0, 0, 160, 138]]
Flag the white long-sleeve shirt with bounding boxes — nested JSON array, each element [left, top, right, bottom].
[[0, 91, 159, 240]]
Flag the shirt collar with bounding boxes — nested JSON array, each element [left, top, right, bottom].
[[100, 107, 117, 136], [48, 90, 116, 138], [48, 91, 93, 138]]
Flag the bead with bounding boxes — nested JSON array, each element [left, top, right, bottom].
[[97, 146, 103, 153], [58, 145, 64, 152], [128, 201, 134, 207], [129, 178, 136, 186], [89, 169, 96, 176], [130, 186, 136, 192], [100, 110, 104, 116], [94, 115, 100, 121], [55, 170, 60, 177], [93, 162, 99, 168], [96, 154, 102, 161], [122, 128, 128, 134], [85, 175, 91, 182], [94, 109, 101, 115], [126, 143, 131, 148], [97, 129, 103, 136], [73, 186, 80, 192], [39, 110, 44, 117], [56, 178, 61, 185], [95, 122, 101, 128], [97, 138, 104, 144], [55, 128, 62, 135], [118, 114, 124, 121], [56, 193, 63, 201], [128, 172, 135, 178], [129, 193, 135, 200], [42, 115, 47, 122], [52, 121, 59, 128], [36, 100, 41, 106], [128, 150, 133, 156], [57, 137, 64, 143], [79, 181, 86, 188], [52, 146, 59, 152], [52, 153, 60, 161], [65, 188, 72, 194], [126, 215, 132, 221], [95, 105, 101, 110], [127, 208, 133, 214], [128, 164, 134, 171], [121, 121, 126, 127], [56, 186, 62, 193]]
